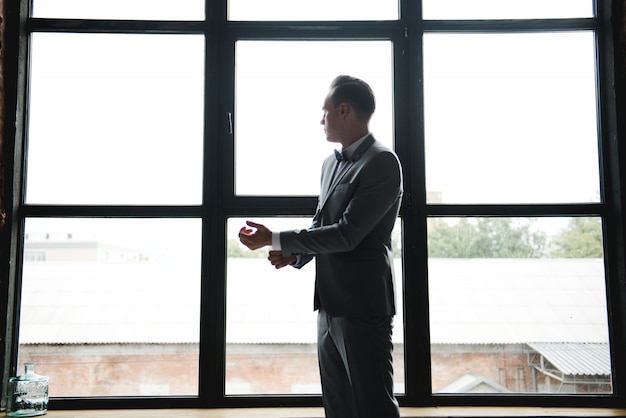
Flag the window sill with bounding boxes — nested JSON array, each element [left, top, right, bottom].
[[41, 407, 626, 417]]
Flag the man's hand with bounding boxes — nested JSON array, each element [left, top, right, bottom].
[[268, 250, 297, 269], [238, 221, 272, 250]]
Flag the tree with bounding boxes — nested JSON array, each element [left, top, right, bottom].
[[427, 218, 547, 258], [549, 217, 603, 258]]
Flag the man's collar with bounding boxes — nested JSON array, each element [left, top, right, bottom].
[[341, 133, 370, 160]]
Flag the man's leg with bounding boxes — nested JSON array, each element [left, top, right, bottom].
[[317, 310, 359, 418], [329, 314, 400, 418]]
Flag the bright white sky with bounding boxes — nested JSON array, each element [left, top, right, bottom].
[[23, 0, 600, 245], [31, 0, 593, 21]]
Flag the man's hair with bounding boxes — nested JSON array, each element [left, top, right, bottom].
[[329, 75, 376, 122]]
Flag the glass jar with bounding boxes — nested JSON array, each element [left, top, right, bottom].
[[6, 363, 49, 417]]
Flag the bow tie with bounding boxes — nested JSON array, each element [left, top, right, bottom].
[[334, 149, 347, 162]]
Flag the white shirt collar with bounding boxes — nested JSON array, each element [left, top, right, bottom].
[[341, 133, 370, 160]]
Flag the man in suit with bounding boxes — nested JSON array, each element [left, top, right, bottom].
[[239, 75, 403, 418]]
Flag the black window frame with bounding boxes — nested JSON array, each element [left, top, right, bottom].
[[1, 0, 625, 410]]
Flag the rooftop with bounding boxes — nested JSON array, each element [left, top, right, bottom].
[[19, 257, 609, 347]]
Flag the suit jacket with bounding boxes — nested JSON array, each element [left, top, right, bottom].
[[280, 135, 403, 317]]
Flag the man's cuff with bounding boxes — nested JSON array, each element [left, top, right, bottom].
[[271, 232, 282, 250]]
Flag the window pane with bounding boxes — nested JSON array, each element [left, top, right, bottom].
[[19, 218, 202, 397], [235, 41, 394, 196], [427, 217, 612, 394], [423, 32, 600, 204], [423, 0, 593, 20], [225, 218, 404, 394], [26, 33, 204, 205], [32, 0, 204, 20], [228, 0, 398, 21]]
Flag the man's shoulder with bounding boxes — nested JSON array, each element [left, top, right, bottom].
[[363, 138, 399, 164], [370, 140, 393, 154]]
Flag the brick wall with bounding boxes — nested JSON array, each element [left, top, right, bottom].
[[18, 343, 608, 397], [620, 0, 626, 72], [0, 0, 5, 231]]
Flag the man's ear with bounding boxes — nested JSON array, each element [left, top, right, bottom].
[[339, 102, 350, 117]]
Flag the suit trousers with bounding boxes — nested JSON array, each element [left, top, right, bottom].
[[317, 310, 400, 418]]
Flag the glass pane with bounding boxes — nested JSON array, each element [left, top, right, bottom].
[[427, 217, 612, 394], [235, 41, 394, 196], [423, 0, 593, 20], [26, 33, 204, 205], [225, 218, 404, 394], [18, 218, 202, 397], [229, 0, 398, 21], [32, 0, 204, 20], [423, 32, 599, 204]]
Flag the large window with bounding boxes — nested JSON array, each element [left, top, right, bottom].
[[426, 217, 611, 394], [19, 218, 202, 397], [2, 0, 624, 410], [234, 40, 394, 195], [224, 218, 404, 395], [423, 31, 599, 204], [26, 33, 204, 205], [421, 0, 593, 20]]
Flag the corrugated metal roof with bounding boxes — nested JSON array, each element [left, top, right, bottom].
[[438, 372, 512, 393], [527, 343, 611, 376]]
